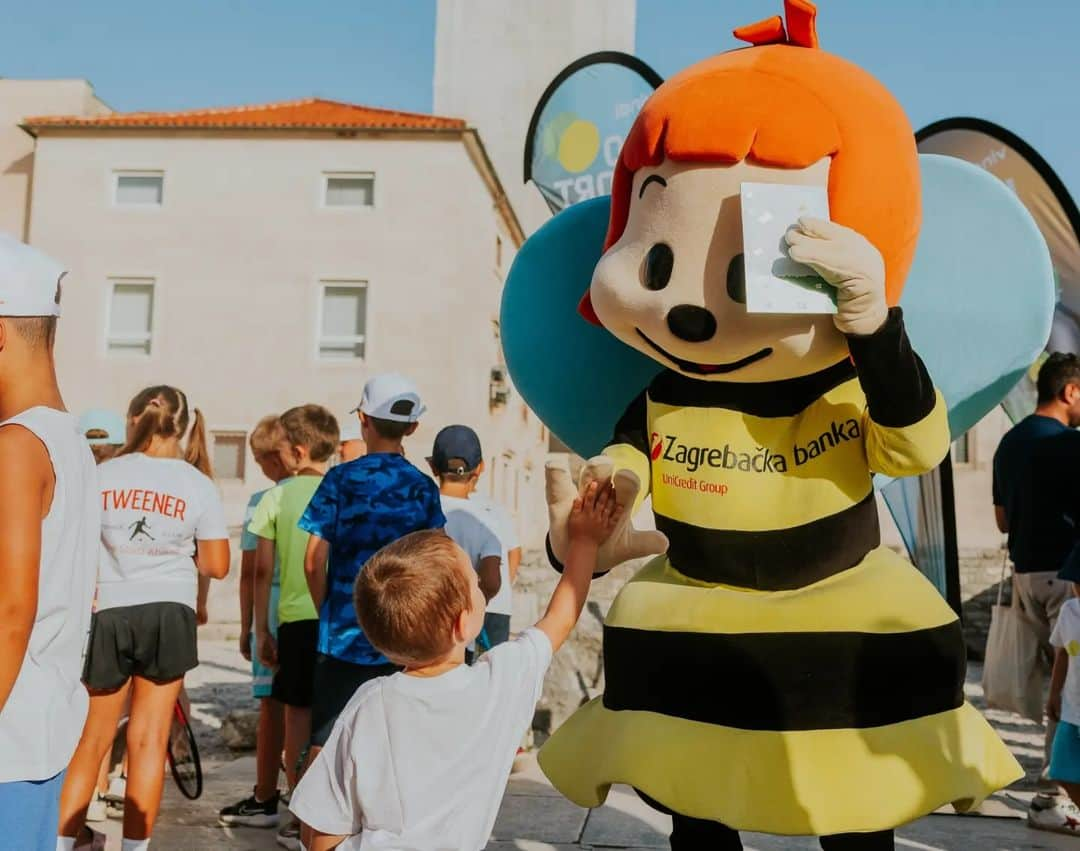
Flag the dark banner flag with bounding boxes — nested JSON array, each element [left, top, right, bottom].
[[524, 52, 662, 213], [917, 118, 1080, 420]]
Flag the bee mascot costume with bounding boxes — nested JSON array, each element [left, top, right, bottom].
[[502, 1, 1055, 848]]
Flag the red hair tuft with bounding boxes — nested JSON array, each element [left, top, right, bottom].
[[734, 0, 819, 49]]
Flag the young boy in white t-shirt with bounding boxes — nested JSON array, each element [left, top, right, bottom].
[[1047, 572, 1080, 827], [290, 480, 620, 851]]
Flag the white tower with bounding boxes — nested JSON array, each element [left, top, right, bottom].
[[434, 0, 636, 235]]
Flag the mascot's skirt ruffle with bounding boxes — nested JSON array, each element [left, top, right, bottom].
[[538, 547, 1022, 836]]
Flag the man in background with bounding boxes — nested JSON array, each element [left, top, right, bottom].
[[993, 352, 1080, 832]]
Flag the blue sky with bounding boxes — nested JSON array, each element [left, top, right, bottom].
[[2, 0, 1077, 195]]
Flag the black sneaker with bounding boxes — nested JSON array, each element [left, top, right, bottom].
[[219, 788, 280, 828]]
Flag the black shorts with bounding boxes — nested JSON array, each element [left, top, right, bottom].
[[310, 654, 399, 747], [272, 620, 319, 708], [83, 602, 197, 691]]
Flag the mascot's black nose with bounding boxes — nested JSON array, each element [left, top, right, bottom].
[[667, 304, 717, 343]]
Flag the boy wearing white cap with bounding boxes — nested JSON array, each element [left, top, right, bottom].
[[0, 234, 99, 851], [300, 375, 445, 765]]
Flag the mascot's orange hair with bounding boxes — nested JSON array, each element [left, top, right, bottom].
[[584, 0, 920, 323]]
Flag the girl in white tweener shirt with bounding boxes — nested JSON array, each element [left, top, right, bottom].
[[57, 386, 230, 851]]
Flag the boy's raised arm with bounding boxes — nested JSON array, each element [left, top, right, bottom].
[[536, 482, 620, 653], [0, 426, 51, 714]]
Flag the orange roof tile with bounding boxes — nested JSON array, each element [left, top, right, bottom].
[[24, 97, 466, 132]]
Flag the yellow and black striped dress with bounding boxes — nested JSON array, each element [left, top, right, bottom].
[[539, 309, 1021, 835]]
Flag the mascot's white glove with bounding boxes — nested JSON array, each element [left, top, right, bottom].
[[785, 217, 888, 337], [546, 455, 668, 574]]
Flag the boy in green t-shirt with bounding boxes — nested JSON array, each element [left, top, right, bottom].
[[252, 405, 339, 816]]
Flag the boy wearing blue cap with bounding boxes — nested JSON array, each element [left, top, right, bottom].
[[0, 234, 99, 851], [429, 425, 520, 651], [300, 374, 445, 765], [430, 426, 501, 605]]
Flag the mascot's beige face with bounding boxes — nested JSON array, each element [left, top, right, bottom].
[[590, 158, 849, 382]]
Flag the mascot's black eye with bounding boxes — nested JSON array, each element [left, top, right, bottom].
[[727, 253, 746, 304], [643, 243, 674, 291]]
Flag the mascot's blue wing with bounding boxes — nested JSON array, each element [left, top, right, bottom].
[[500, 156, 1055, 460], [902, 154, 1054, 440], [500, 197, 658, 458]]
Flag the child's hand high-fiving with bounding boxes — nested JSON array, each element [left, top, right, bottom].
[[537, 480, 625, 653], [568, 480, 623, 548]]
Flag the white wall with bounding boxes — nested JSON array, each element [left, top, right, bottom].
[[434, 0, 636, 235], [28, 129, 547, 540], [0, 80, 109, 240]]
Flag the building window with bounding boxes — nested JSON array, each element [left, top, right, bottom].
[[318, 281, 367, 359], [212, 432, 246, 480], [106, 279, 154, 356], [323, 173, 375, 207], [953, 431, 971, 465], [114, 171, 164, 206]]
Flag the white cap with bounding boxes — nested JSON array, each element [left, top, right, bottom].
[[352, 373, 426, 423], [339, 413, 363, 442], [0, 233, 66, 317]]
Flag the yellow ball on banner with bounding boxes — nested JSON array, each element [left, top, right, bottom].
[[558, 120, 601, 173]]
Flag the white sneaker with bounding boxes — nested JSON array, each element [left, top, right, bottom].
[[1028, 795, 1080, 835], [85, 795, 108, 822]]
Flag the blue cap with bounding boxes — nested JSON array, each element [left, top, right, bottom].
[[430, 425, 483, 474], [79, 409, 126, 445]]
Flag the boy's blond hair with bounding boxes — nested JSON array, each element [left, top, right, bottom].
[[280, 405, 339, 463], [354, 531, 472, 666], [250, 415, 286, 457]]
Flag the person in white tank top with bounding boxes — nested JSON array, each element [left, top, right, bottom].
[[57, 387, 231, 851], [0, 234, 100, 851]]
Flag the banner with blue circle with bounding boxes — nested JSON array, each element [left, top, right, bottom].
[[524, 51, 662, 214]]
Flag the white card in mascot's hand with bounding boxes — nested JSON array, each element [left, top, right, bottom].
[[741, 182, 836, 315]]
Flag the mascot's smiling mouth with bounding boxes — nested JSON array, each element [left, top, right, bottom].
[[635, 330, 773, 375]]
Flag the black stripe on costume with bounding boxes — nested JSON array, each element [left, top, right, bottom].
[[610, 391, 649, 455], [846, 307, 937, 428], [648, 359, 856, 417], [545, 532, 613, 577], [602, 620, 965, 731], [656, 493, 880, 590]]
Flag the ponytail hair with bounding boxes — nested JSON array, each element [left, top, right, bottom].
[[184, 407, 213, 477], [117, 385, 215, 478]]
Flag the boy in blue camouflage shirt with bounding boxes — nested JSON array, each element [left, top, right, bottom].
[[301, 374, 445, 761]]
